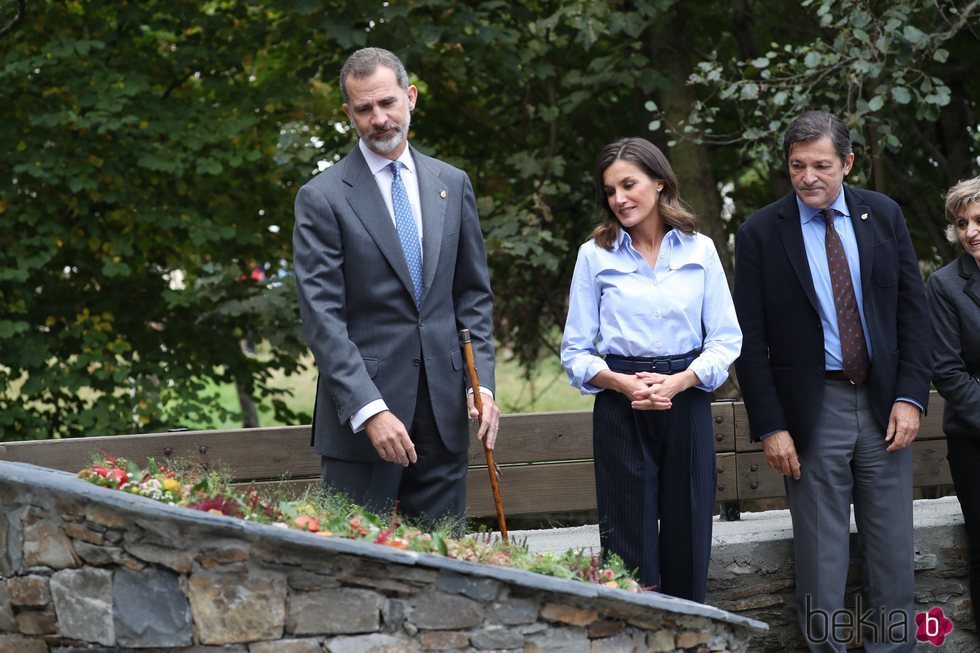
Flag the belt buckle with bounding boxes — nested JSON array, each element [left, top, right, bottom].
[[653, 360, 670, 374]]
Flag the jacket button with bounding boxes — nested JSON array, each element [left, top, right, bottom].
[[413, 358, 421, 367]]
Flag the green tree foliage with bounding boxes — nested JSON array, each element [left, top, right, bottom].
[[0, 1, 315, 438], [2, 0, 976, 437], [675, 0, 979, 260]]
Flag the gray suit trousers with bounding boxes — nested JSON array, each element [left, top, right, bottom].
[[788, 379, 914, 652]]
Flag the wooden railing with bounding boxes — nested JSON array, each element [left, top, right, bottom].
[[0, 393, 951, 519]]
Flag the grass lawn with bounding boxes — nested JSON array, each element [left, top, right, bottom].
[[197, 350, 593, 430]]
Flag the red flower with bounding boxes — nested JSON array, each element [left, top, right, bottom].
[[188, 497, 242, 517]]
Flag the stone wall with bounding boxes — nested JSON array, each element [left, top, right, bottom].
[[707, 498, 975, 652], [510, 499, 977, 651], [0, 461, 765, 653]]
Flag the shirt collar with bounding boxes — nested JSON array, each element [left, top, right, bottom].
[[798, 186, 850, 226], [358, 139, 415, 177], [611, 226, 687, 253]]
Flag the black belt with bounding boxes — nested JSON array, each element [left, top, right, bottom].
[[605, 350, 699, 375], [824, 369, 858, 384]]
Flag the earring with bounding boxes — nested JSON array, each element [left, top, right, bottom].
[[657, 186, 663, 192]]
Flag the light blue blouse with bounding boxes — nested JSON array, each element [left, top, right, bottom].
[[560, 227, 742, 394]]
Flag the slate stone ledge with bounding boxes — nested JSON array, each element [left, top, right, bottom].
[[1, 461, 766, 632], [0, 460, 767, 651]]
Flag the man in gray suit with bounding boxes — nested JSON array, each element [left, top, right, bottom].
[[293, 48, 499, 527]]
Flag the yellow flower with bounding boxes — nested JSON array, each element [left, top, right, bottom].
[[162, 478, 182, 492]]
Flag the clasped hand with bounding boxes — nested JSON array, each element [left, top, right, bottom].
[[616, 371, 693, 410]]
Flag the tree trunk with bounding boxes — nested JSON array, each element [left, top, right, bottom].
[[236, 381, 260, 428], [655, 6, 741, 401], [656, 7, 734, 285]]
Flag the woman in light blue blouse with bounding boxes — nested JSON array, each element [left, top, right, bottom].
[[560, 138, 741, 602]]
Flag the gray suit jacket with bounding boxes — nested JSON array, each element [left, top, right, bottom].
[[927, 253, 980, 439], [293, 144, 495, 460]]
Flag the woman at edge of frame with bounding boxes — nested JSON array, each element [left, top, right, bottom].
[[926, 174, 980, 627], [560, 137, 742, 602]]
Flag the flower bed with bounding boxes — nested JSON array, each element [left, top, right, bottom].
[[78, 456, 641, 592]]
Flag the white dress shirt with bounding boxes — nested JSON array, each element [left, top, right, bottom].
[[349, 140, 490, 433], [350, 140, 423, 432], [561, 227, 742, 394], [357, 139, 423, 248]]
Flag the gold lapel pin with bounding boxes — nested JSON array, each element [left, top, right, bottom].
[[860, 213, 868, 221], [440, 190, 447, 199]]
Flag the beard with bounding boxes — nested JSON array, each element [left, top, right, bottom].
[[355, 112, 411, 154]]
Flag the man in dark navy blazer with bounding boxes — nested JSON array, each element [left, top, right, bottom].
[[733, 111, 931, 652]]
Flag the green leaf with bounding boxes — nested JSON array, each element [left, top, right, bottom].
[[891, 87, 912, 104], [739, 83, 759, 100], [902, 25, 927, 46]]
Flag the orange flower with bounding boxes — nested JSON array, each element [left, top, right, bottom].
[[293, 515, 320, 532]]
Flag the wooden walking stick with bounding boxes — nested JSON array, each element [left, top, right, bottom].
[[459, 328, 508, 543]]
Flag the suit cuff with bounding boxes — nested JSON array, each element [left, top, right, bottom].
[[351, 400, 388, 433], [467, 386, 494, 400], [896, 397, 924, 414], [760, 430, 783, 440]]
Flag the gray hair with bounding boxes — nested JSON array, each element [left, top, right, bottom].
[[339, 48, 409, 103], [782, 111, 852, 165], [945, 175, 980, 224]]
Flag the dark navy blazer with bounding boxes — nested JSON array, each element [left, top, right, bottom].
[[733, 186, 932, 453]]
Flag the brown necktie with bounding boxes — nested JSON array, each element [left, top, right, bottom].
[[822, 209, 870, 384]]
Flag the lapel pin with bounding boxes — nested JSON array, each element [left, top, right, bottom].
[[860, 212, 868, 221], [439, 190, 447, 199]]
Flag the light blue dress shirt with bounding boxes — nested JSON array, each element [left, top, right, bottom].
[[560, 228, 742, 394], [797, 190, 874, 370], [797, 188, 921, 413]]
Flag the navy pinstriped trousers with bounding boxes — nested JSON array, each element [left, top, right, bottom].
[[592, 386, 716, 602]]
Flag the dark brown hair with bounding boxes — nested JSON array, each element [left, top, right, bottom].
[[782, 111, 852, 165], [591, 138, 699, 250]]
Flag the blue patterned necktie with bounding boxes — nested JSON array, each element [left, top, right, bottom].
[[821, 208, 869, 384], [389, 161, 423, 306]]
